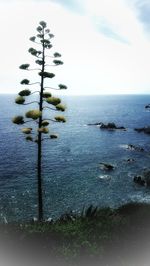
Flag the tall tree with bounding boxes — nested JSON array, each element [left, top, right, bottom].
[[12, 21, 67, 221]]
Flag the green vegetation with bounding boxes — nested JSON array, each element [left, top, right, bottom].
[[1, 203, 150, 266], [12, 21, 67, 222]]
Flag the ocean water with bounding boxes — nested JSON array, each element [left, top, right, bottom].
[[0, 94, 150, 222]]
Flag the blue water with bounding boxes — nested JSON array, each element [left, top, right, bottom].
[[0, 94, 150, 222]]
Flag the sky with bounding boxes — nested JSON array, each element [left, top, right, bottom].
[[0, 0, 150, 95]]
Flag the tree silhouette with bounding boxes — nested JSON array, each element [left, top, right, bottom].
[[12, 21, 67, 221]]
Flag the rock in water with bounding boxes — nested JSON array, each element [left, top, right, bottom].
[[87, 122, 126, 130], [145, 104, 150, 109], [126, 144, 144, 152], [143, 170, 150, 186], [87, 122, 102, 126], [100, 122, 126, 130], [134, 127, 150, 135], [126, 158, 135, 163], [99, 163, 115, 171], [133, 175, 145, 186], [133, 170, 150, 186]]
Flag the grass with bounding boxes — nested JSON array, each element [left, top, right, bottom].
[[0, 203, 150, 266]]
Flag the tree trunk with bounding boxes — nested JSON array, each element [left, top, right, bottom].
[[37, 132, 43, 221], [37, 29, 45, 221]]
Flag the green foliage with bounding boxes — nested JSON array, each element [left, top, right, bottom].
[[37, 34, 44, 38], [56, 104, 66, 112], [41, 39, 50, 45], [28, 48, 41, 57], [21, 128, 32, 134], [54, 52, 61, 57], [41, 39, 52, 49], [46, 44, 52, 49], [53, 60, 63, 65], [46, 97, 61, 106], [19, 64, 30, 70], [55, 116, 66, 123], [19, 89, 31, 96], [20, 79, 30, 85], [26, 110, 42, 120], [26, 136, 33, 141], [30, 36, 36, 42], [15, 96, 25, 104], [45, 29, 50, 33], [49, 33, 54, 39], [12, 116, 24, 124], [35, 60, 43, 65], [39, 21, 47, 28], [21, 205, 119, 261], [3, 203, 150, 265], [36, 26, 43, 32], [50, 134, 58, 139], [81, 205, 99, 218], [28, 47, 37, 56], [58, 84, 67, 90], [43, 92, 52, 98], [38, 127, 49, 134], [38, 71, 55, 78], [41, 120, 49, 126]]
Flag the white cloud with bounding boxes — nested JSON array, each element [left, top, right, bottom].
[[0, 0, 150, 95]]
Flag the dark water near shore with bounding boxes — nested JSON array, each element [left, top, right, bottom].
[[0, 94, 150, 222]]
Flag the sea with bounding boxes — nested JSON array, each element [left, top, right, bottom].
[[0, 94, 150, 222]]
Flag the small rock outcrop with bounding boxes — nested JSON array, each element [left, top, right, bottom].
[[88, 122, 126, 130], [133, 170, 150, 186], [133, 175, 145, 186], [100, 122, 126, 130], [99, 163, 115, 171], [126, 144, 144, 152], [145, 104, 150, 109], [126, 158, 135, 163], [134, 127, 150, 135], [88, 122, 102, 126]]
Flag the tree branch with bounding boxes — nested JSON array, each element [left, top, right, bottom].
[[31, 91, 40, 95], [45, 64, 58, 67], [34, 41, 42, 45], [42, 118, 58, 122], [45, 55, 55, 58], [28, 82, 40, 85], [24, 120, 34, 124], [41, 137, 50, 141], [43, 106, 56, 111], [23, 101, 39, 105], [28, 68, 41, 71], [44, 86, 60, 90]]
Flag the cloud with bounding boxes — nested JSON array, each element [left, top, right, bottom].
[[85, 0, 136, 44], [93, 17, 129, 44], [0, 0, 84, 13], [43, 0, 84, 13], [128, 0, 150, 33], [0, 0, 150, 95]]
